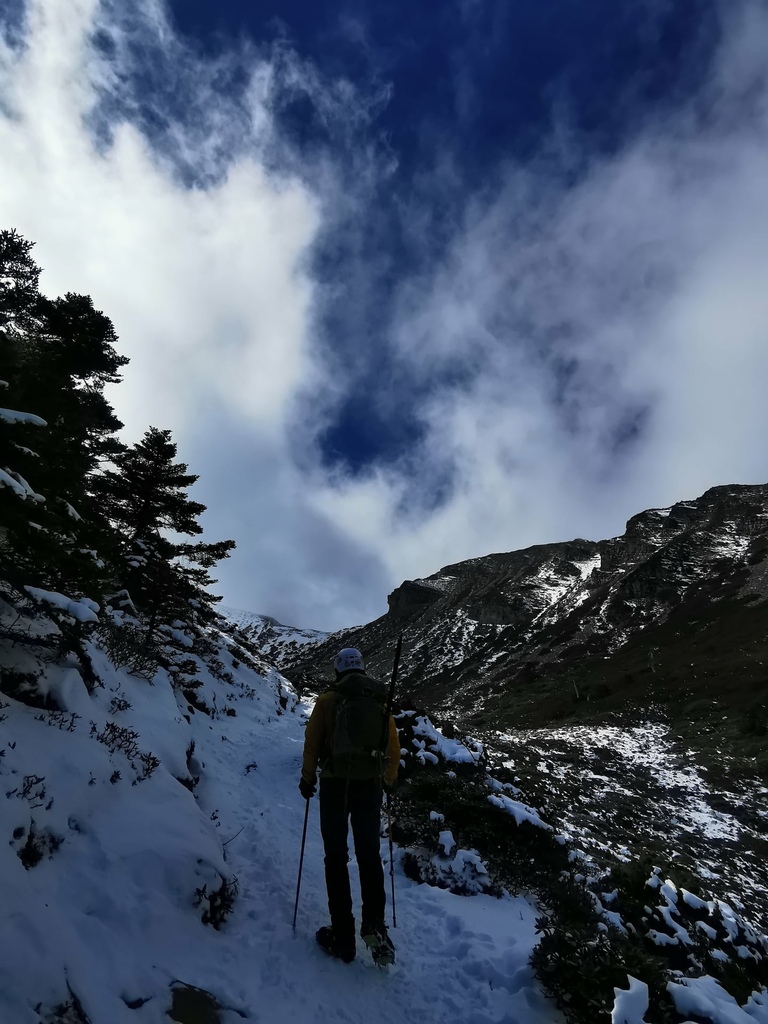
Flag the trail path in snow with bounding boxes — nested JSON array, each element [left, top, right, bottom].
[[190, 688, 561, 1024], [3, 622, 768, 1024], [0, 629, 560, 1024]]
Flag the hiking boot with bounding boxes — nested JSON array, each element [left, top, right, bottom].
[[316, 926, 355, 963], [360, 924, 395, 967]]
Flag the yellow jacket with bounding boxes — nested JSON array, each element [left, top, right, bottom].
[[301, 688, 400, 787]]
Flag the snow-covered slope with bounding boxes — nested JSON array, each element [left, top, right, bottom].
[[1, 594, 766, 1024], [488, 722, 768, 926], [282, 483, 768, 722], [218, 605, 330, 665], [0, 609, 557, 1024]]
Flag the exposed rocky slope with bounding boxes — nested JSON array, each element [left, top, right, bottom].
[[282, 483, 768, 754], [218, 607, 330, 665], [281, 481, 768, 932]]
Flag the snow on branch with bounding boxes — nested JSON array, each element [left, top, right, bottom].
[[487, 792, 553, 830], [411, 715, 484, 764], [0, 407, 47, 427], [23, 586, 100, 623], [11, 443, 39, 458], [0, 467, 45, 501], [611, 976, 649, 1024]]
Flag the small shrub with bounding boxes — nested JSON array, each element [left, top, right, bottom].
[[133, 751, 160, 783], [96, 619, 157, 678], [531, 853, 768, 1024], [183, 687, 213, 716], [93, 721, 141, 758], [42, 985, 90, 1023], [194, 877, 239, 929], [92, 721, 160, 783], [17, 822, 62, 869], [393, 769, 570, 898], [531, 916, 677, 1024], [6, 774, 47, 808], [1, 668, 51, 709], [35, 710, 80, 731], [175, 774, 198, 792], [108, 694, 132, 714]]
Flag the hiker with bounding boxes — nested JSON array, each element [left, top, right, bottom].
[[299, 647, 400, 966]]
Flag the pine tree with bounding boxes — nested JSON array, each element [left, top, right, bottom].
[[96, 427, 206, 542], [0, 228, 41, 344], [0, 231, 66, 597], [2, 229, 235, 692], [17, 291, 129, 512], [1, 231, 127, 599], [94, 427, 235, 654], [0, 389, 50, 594]]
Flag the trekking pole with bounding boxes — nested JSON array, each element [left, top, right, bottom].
[[292, 797, 311, 932], [379, 632, 403, 755], [381, 632, 403, 929], [386, 791, 397, 928], [387, 633, 403, 718]]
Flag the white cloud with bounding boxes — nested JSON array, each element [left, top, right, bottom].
[[0, 0, 388, 629], [1, 0, 321, 437], [312, 2, 768, 586], [3, 0, 768, 632]]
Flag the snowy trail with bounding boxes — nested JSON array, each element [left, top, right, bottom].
[[0, 626, 560, 1024], [194, 697, 560, 1024], [5, 631, 768, 1024]]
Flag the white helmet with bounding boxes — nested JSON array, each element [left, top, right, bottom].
[[334, 647, 364, 673]]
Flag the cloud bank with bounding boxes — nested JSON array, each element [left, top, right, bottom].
[[312, 0, 768, 583], [2, 0, 768, 631], [0, 0, 394, 629]]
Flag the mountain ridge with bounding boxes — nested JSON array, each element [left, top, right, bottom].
[[279, 482, 768, 772], [274, 480, 768, 934], [218, 606, 331, 665]]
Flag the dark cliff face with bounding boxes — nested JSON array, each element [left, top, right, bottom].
[[282, 483, 768, 744], [388, 580, 442, 618]]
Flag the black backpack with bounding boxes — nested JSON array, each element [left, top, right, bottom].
[[330, 672, 389, 780]]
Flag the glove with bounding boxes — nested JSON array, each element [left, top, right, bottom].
[[299, 776, 316, 800]]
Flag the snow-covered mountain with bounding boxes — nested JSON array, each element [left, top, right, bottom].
[[282, 483, 768, 727], [218, 606, 331, 665], [281, 482, 768, 933]]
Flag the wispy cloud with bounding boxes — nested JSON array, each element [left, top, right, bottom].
[[2, 0, 768, 631], [312, 0, 768, 584], [0, 0, 326, 432], [0, 0, 392, 627]]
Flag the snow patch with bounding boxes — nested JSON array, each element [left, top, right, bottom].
[[23, 587, 100, 623]]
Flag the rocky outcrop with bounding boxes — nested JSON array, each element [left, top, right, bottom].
[[281, 482, 768, 718], [387, 580, 442, 618]]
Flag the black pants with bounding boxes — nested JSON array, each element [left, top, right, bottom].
[[319, 777, 385, 943]]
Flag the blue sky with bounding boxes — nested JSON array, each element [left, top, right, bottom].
[[169, 0, 721, 474], [2, 0, 768, 630]]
